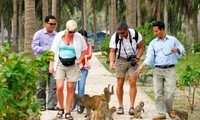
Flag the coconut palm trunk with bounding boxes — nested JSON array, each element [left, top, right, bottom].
[[24, 0, 36, 53]]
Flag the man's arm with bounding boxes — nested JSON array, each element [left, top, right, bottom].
[[135, 41, 145, 62], [109, 48, 116, 69]]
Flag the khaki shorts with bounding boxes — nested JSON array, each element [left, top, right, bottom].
[[54, 61, 81, 82], [115, 57, 138, 77]]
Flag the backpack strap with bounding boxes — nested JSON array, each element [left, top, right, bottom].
[[132, 29, 138, 43], [115, 32, 121, 59]]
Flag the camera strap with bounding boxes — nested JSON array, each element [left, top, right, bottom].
[[121, 31, 136, 59]]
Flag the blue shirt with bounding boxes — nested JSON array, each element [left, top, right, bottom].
[[59, 40, 76, 58], [144, 35, 185, 66], [32, 28, 57, 56]]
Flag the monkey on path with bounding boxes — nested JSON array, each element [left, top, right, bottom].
[[105, 106, 117, 120], [169, 109, 188, 120], [91, 101, 107, 120], [133, 101, 144, 118], [71, 93, 106, 119]]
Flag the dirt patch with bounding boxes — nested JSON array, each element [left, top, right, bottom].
[[173, 89, 200, 120], [140, 86, 200, 120]]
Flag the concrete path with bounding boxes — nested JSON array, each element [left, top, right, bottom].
[[41, 52, 169, 120]]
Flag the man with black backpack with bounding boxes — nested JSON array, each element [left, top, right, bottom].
[[109, 22, 144, 115]]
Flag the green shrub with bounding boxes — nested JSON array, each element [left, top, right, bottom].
[[99, 37, 110, 61], [176, 53, 200, 113], [0, 44, 53, 119]]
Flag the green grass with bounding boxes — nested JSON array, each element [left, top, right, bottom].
[[145, 90, 155, 100], [96, 55, 115, 74]]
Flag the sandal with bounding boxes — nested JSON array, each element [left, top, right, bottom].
[[65, 113, 74, 120], [56, 109, 64, 118], [117, 107, 124, 115], [129, 107, 134, 115], [40, 106, 46, 111]]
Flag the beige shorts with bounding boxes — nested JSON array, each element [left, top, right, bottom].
[[54, 61, 81, 82], [115, 57, 138, 77]]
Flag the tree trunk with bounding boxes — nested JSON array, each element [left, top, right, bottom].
[[12, 0, 18, 52], [126, 0, 136, 28], [198, 11, 200, 41], [164, 0, 168, 31], [192, 13, 199, 43], [19, 0, 23, 52], [42, 0, 48, 27], [92, 0, 98, 51], [137, 0, 142, 26], [81, 0, 87, 30], [1, 17, 4, 46], [156, 0, 161, 21], [110, 0, 117, 37], [52, 0, 57, 29], [24, 0, 36, 53]]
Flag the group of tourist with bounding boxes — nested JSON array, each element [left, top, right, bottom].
[[32, 15, 185, 120]]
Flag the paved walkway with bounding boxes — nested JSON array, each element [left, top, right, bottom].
[[41, 52, 169, 120]]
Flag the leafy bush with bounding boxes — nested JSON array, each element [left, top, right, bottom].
[[99, 37, 110, 61], [0, 44, 53, 119], [137, 21, 155, 46], [176, 53, 200, 113]]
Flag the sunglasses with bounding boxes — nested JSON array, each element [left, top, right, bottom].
[[48, 23, 56, 26], [68, 31, 76, 34]]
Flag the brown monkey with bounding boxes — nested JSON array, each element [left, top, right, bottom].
[[105, 106, 117, 120], [71, 93, 106, 119], [91, 101, 108, 120], [102, 84, 114, 104], [169, 109, 188, 120], [133, 101, 144, 118]]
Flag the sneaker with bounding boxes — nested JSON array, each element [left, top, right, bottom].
[[117, 107, 124, 115], [129, 107, 134, 115], [152, 114, 166, 120]]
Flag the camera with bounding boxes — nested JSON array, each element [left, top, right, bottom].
[[127, 55, 137, 67]]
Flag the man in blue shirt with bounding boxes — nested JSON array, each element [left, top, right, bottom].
[[32, 15, 57, 111], [136, 21, 185, 120]]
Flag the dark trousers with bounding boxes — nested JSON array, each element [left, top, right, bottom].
[[37, 70, 57, 109]]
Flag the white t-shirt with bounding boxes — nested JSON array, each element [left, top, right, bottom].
[[109, 28, 142, 58]]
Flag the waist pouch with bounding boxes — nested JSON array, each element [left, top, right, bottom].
[[59, 56, 76, 66]]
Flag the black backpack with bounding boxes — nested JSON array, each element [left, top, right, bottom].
[[115, 29, 139, 58]]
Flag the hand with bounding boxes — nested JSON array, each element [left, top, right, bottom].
[[76, 59, 82, 65], [171, 47, 180, 54], [134, 57, 140, 63], [49, 66, 54, 74], [135, 66, 143, 74], [109, 63, 115, 70]]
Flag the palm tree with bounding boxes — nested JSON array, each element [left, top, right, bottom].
[[81, 0, 87, 30], [137, 0, 142, 26], [18, 0, 23, 52], [110, 0, 117, 37], [126, 0, 136, 28], [12, 0, 18, 52], [164, 0, 168, 31], [24, 0, 36, 53], [42, 0, 48, 27]]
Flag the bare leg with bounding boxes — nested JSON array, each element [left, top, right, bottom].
[[56, 80, 65, 109], [66, 82, 75, 113], [129, 76, 137, 107], [116, 77, 125, 107]]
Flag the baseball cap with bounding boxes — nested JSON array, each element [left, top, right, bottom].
[[66, 20, 77, 31]]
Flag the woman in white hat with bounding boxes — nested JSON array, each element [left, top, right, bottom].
[[49, 20, 87, 120]]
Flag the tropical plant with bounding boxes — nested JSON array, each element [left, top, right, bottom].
[[137, 21, 155, 46], [99, 37, 110, 61], [0, 44, 54, 119], [176, 53, 200, 114]]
